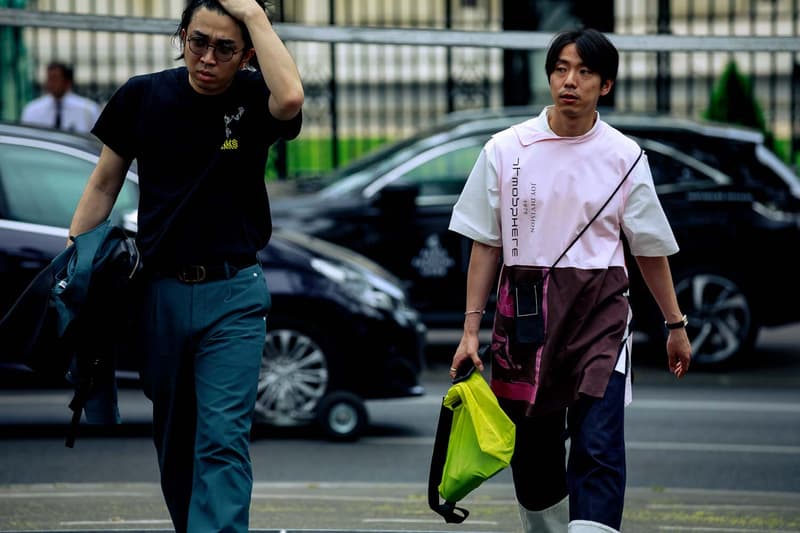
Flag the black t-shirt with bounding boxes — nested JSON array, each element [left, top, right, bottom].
[[92, 66, 302, 266]]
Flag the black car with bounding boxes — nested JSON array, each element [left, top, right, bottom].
[[271, 107, 800, 367], [0, 122, 426, 440]]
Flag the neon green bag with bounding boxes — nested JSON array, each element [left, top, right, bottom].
[[428, 368, 516, 523]]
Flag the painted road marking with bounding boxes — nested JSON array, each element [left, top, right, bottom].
[[359, 436, 800, 454]]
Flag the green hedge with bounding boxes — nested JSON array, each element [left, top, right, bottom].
[[266, 136, 393, 181]]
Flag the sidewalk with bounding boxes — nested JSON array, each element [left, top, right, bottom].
[[1, 481, 799, 532]]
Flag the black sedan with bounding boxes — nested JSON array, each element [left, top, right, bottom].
[[271, 107, 800, 367], [0, 122, 426, 440]]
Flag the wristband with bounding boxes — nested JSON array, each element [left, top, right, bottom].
[[464, 309, 485, 316], [665, 314, 688, 330]]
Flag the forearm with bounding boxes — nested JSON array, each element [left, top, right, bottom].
[[450, 240, 500, 375], [68, 184, 118, 242], [243, 10, 304, 119], [635, 255, 692, 377], [463, 241, 501, 334], [634, 255, 683, 322], [67, 146, 128, 245]]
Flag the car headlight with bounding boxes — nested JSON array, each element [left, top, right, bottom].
[[310, 258, 395, 311]]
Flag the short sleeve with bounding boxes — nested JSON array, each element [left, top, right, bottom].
[[621, 152, 680, 257], [276, 108, 302, 141], [239, 68, 302, 142], [91, 77, 145, 161], [448, 142, 502, 247]]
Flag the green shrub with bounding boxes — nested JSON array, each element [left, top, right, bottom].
[[703, 59, 775, 151]]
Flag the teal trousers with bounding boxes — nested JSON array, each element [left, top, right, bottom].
[[138, 264, 270, 533]]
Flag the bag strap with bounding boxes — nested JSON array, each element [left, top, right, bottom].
[[539, 148, 644, 283], [66, 372, 94, 448], [427, 401, 469, 524]]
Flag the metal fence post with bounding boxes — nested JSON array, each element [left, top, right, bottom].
[[656, 0, 671, 113], [501, 0, 533, 107], [0, 0, 30, 121], [328, 0, 339, 169], [273, 0, 288, 179], [793, 61, 799, 167], [445, 0, 454, 113]]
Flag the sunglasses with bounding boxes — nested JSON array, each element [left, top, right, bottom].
[[186, 36, 243, 63]]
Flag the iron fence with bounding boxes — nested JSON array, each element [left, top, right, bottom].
[[1, 0, 798, 179]]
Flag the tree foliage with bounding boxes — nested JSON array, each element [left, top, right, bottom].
[[703, 59, 774, 150]]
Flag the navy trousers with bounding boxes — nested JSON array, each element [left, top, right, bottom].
[[138, 264, 270, 533], [510, 370, 627, 529]]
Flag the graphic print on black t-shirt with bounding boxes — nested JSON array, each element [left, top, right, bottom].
[[222, 106, 245, 149]]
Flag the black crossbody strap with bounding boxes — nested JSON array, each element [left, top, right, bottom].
[[544, 147, 644, 276]]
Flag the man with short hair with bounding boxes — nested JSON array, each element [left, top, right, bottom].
[[448, 28, 692, 532], [21, 61, 100, 133], [66, 0, 304, 531]]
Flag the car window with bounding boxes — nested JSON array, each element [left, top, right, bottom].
[[636, 138, 730, 190], [645, 150, 710, 186], [395, 143, 483, 197], [319, 142, 442, 199], [0, 143, 137, 228]]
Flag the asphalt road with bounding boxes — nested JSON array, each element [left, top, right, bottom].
[[0, 326, 799, 532]]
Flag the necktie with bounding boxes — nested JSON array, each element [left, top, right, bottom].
[[54, 99, 62, 129]]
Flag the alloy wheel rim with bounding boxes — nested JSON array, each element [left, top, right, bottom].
[[675, 274, 751, 365], [253, 328, 329, 425]]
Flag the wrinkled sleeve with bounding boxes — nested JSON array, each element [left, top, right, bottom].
[[448, 142, 502, 247], [621, 152, 679, 257]]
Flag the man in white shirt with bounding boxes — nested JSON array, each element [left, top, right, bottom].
[[20, 62, 100, 133]]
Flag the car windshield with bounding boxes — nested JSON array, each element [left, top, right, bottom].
[[318, 125, 455, 198]]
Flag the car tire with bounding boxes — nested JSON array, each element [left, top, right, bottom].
[[253, 317, 332, 428], [315, 390, 368, 442], [673, 270, 758, 367]]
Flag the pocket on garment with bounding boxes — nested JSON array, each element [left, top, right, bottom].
[[224, 264, 271, 315], [511, 279, 545, 345]]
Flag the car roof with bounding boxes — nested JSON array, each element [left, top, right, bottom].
[[325, 105, 766, 187], [0, 121, 104, 155], [442, 105, 766, 145]]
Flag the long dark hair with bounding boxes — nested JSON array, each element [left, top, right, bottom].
[[544, 28, 619, 86], [173, 0, 272, 70]]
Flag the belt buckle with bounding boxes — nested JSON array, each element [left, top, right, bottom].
[[178, 265, 207, 283]]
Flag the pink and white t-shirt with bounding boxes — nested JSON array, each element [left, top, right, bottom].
[[449, 107, 678, 416]]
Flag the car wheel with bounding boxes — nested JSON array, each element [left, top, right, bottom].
[[673, 271, 757, 367], [253, 320, 330, 427], [315, 390, 368, 442]]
